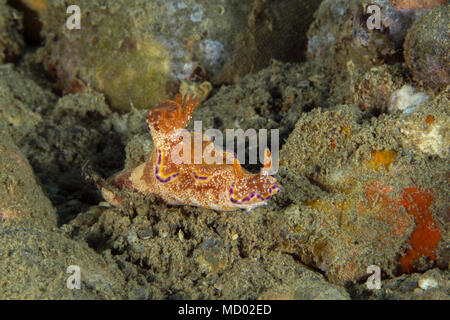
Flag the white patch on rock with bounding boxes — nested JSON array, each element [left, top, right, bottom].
[[390, 85, 429, 114], [400, 121, 448, 159], [418, 126, 446, 157]]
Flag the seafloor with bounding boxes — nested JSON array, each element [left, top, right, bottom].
[[0, 0, 448, 299]]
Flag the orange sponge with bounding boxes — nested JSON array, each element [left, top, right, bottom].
[[399, 187, 441, 273]]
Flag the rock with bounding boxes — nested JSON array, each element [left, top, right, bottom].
[[404, 4, 450, 89], [418, 277, 438, 290], [307, 0, 443, 70], [0, 118, 57, 229], [35, 0, 320, 111], [348, 62, 406, 113], [350, 268, 449, 299], [0, 0, 24, 62], [397, 89, 449, 158], [278, 98, 448, 284], [0, 222, 127, 299], [259, 272, 351, 300], [0, 64, 56, 143]]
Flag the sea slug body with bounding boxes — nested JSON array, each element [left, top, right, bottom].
[[103, 94, 281, 212]]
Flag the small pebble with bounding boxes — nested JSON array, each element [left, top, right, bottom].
[[413, 288, 423, 295], [129, 287, 149, 300], [214, 283, 223, 291], [190, 8, 203, 22], [98, 201, 112, 208], [418, 278, 438, 290], [178, 229, 185, 241], [136, 205, 148, 216], [137, 228, 153, 240], [127, 234, 137, 244]]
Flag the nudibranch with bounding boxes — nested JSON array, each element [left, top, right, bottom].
[[102, 94, 281, 212]]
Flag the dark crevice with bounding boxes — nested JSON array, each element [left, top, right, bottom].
[[8, 0, 44, 45]]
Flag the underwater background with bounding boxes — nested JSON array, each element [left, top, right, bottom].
[[0, 0, 448, 299]]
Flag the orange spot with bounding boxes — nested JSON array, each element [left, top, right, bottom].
[[0, 208, 28, 221], [425, 115, 435, 125], [330, 138, 336, 150], [362, 183, 441, 272], [71, 80, 85, 94], [399, 187, 441, 273], [367, 150, 397, 171]]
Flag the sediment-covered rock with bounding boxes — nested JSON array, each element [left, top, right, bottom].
[[0, 0, 24, 62], [0, 118, 57, 228], [33, 0, 320, 111], [278, 91, 448, 284], [0, 222, 128, 299], [404, 4, 449, 89]]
